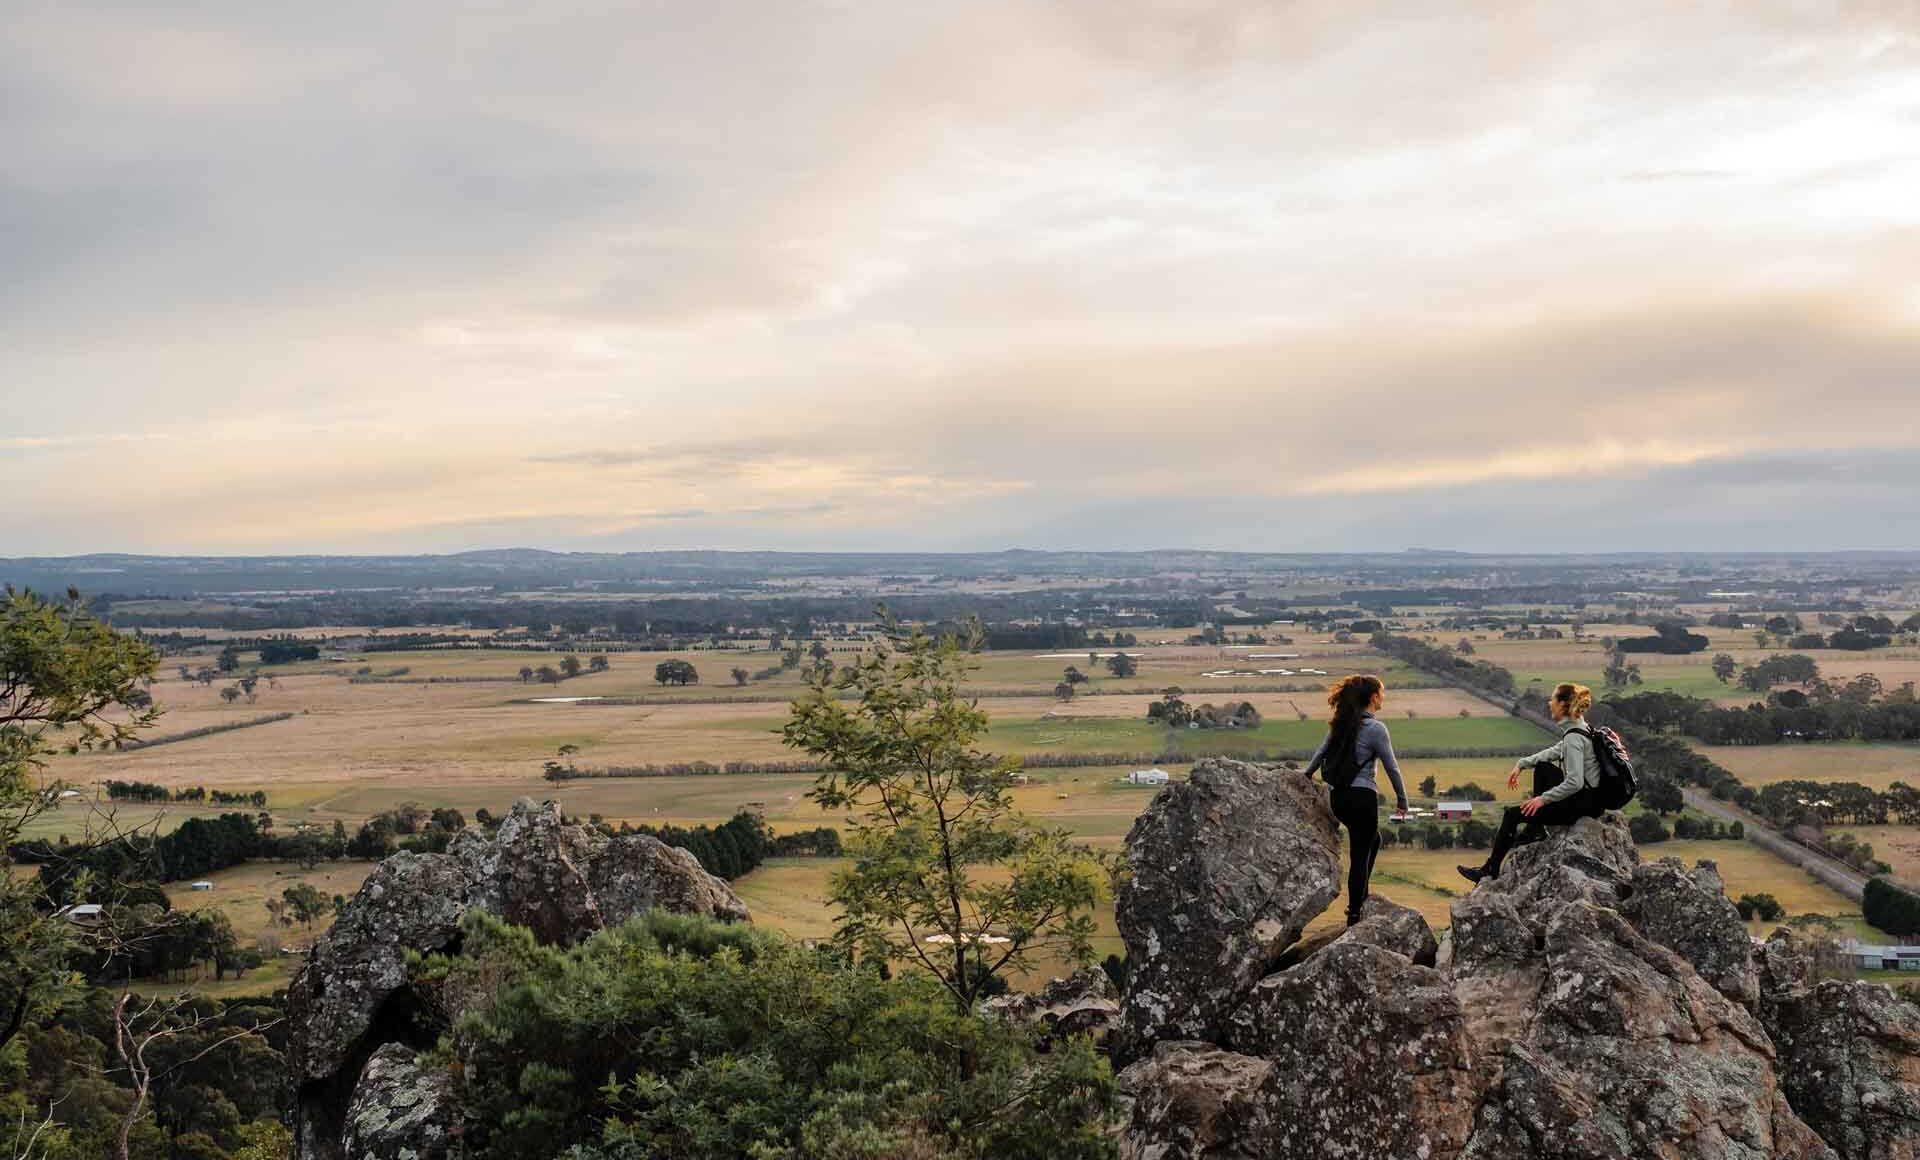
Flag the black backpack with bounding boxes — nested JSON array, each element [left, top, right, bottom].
[[1570, 725, 1636, 810], [1319, 725, 1363, 790]]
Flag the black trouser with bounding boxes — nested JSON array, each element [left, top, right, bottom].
[[1332, 786, 1380, 919], [1485, 781, 1601, 876], [1514, 763, 1564, 847]]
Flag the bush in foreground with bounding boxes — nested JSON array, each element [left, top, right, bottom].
[[414, 910, 1116, 1160]]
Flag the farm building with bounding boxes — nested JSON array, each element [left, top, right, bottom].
[[1127, 768, 1170, 786], [56, 903, 105, 925], [189, 881, 214, 891], [1842, 942, 1920, 971], [1435, 802, 1475, 822]]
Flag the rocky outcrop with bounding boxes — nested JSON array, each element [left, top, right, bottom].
[[289, 799, 749, 1160], [982, 966, 1120, 1048], [1757, 929, 1920, 1160], [1115, 759, 1920, 1160], [340, 1044, 452, 1160], [1621, 855, 1760, 1007], [1114, 758, 1340, 1060]]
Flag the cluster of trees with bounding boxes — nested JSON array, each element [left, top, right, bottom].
[[264, 882, 335, 932], [653, 658, 700, 686], [1735, 892, 1786, 922], [1612, 622, 1711, 654], [1626, 812, 1744, 845], [1371, 633, 1518, 698], [1603, 683, 1920, 745], [256, 637, 319, 664], [609, 810, 840, 880], [1864, 876, 1920, 937], [73, 905, 266, 985], [102, 781, 267, 808], [1145, 692, 1261, 730], [345, 803, 467, 859], [1747, 778, 1920, 828], [1379, 819, 1495, 850], [4, 990, 290, 1160], [1415, 776, 1495, 801], [411, 910, 1115, 1160], [1729, 652, 1821, 691], [517, 653, 609, 684]]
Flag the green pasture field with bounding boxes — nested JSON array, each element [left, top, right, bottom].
[[986, 714, 1546, 757]]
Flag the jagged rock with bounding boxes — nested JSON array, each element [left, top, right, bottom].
[[1477, 812, 1639, 911], [981, 966, 1120, 1047], [1455, 899, 1829, 1159], [1225, 902, 1475, 1159], [1114, 758, 1339, 1059], [290, 799, 749, 1160], [1116, 1041, 1271, 1160], [341, 1044, 451, 1160], [1621, 856, 1759, 1007], [1756, 929, 1920, 1160], [1114, 762, 1916, 1160]]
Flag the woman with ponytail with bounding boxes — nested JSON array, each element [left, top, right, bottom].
[[1459, 682, 1604, 883], [1304, 674, 1410, 925]]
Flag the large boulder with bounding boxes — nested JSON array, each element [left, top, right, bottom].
[[340, 1043, 451, 1160], [1756, 929, 1920, 1160], [1224, 900, 1476, 1159], [1114, 758, 1339, 1059], [290, 799, 749, 1160]]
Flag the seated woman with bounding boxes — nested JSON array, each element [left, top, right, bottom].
[[1458, 682, 1603, 883]]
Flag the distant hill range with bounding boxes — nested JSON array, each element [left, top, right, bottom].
[[4, 549, 1919, 599]]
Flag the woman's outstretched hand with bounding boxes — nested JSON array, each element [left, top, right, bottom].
[[1507, 765, 1522, 790]]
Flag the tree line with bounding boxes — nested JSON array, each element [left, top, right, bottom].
[[101, 780, 267, 807], [1371, 632, 1518, 698], [1603, 683, 1920, 745], [599, 809, 840, 880]]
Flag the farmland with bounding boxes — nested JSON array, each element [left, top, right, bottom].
[[21, 551, 1918, 998]]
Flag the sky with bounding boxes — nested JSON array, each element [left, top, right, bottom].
[[4, 1, 1919, 556]]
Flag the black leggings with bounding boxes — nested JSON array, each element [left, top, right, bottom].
[[1485, 779, 1602, 876], [1332, 786, 1380, 919]]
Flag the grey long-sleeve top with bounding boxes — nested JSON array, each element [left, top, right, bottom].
[[1518, 717, 1597, 804], [1304, 712, 1409, 808]]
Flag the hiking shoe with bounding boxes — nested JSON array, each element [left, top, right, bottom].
[[1457, 865, 1489, 884], [1345, 911, 1363, 928]]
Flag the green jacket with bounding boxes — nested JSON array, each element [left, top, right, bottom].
[[1518, 717, 1597, 804]]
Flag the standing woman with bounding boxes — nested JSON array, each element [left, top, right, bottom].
[[1458, 682, 1604, 883], [1304, 675, 1411, 926]]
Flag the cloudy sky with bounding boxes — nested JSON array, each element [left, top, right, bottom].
[[5, 2, 1918, 555]]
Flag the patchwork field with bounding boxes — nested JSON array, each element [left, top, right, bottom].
[[49, 624, 1910, 996]]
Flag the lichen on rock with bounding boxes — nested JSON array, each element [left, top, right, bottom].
[[288, 798, 749, 1160]]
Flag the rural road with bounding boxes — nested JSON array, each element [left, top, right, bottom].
[[1681, 787, 1868, 902]]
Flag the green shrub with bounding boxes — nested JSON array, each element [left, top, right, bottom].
[[417, 911, 1116, 1160]]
